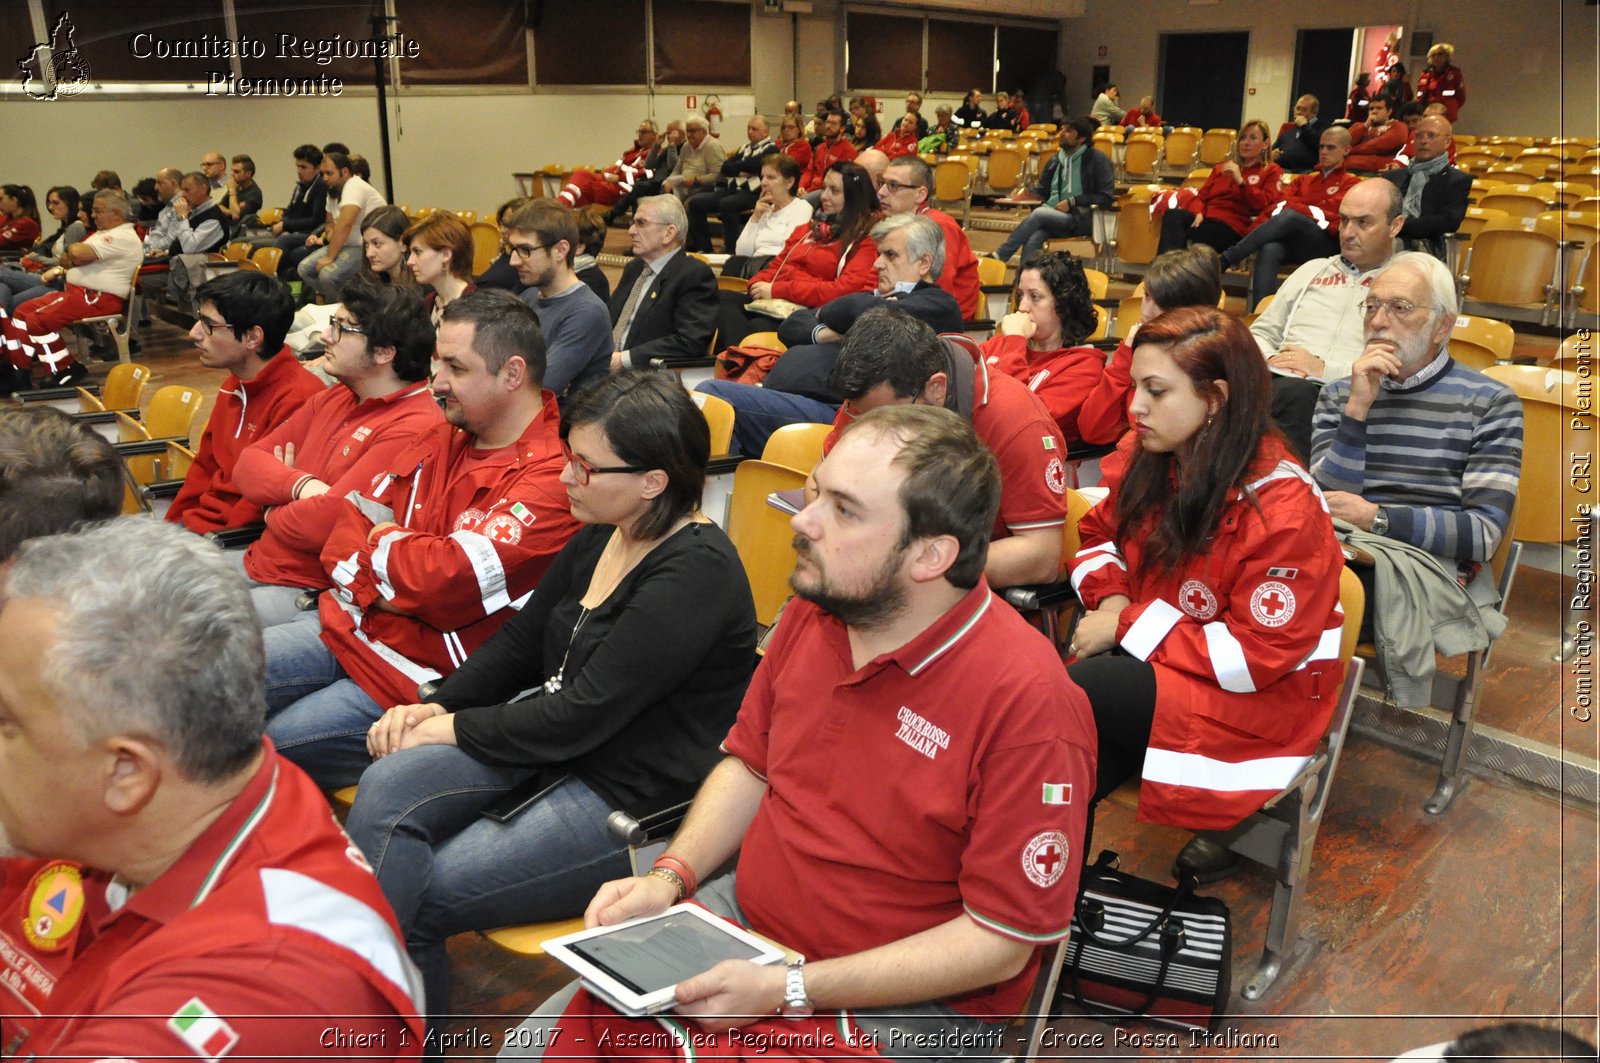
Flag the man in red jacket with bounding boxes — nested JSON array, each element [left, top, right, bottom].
[[1344, 96, 1408, 172], [261, 290, 579, 789], [0, 519, 424, 1061], [801, 110, 858, 195], [1219, 127, 1361, 309], [165, 270, 325, 533], [229, 280, 443, 627]]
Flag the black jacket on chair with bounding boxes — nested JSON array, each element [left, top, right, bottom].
[[611, 251, 719, 366], [1383, 164, 1473, 260]]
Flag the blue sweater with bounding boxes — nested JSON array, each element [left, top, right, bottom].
[[1310, 351, 1523, 563]]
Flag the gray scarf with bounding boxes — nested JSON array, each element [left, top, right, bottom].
[[1403, 153, 1451, 218]]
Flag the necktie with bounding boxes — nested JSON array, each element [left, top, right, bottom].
[[612, 269, 651, 347]]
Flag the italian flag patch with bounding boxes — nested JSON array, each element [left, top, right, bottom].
[[510, 501, 537, 527], [168, 997, 239, 1061], [1041, 782, 1073, 805], [1042, 436, 1057, 450]]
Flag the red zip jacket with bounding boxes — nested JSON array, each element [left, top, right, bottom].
[[317, 398, 580, 707], [1415, 65, 1466, 122], [1346, 120, 1409, 172], [981, 333, 1105, 446], [1076, 337, 1135, 447], [166, 348, 326, 533], [801, 137, 858, 192], [750, 223, 878, 307], [1246, 166, 1361, 235], [0, 215, 40, 252], [1191, 160, 1286, 235], [237, 380, 444, 589], [1070, 434, 1346, 830]]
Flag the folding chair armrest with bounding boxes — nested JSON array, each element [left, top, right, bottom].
[[1340, 542, 1376, 566], [607, 784, 699, 846], [1003, 577, 1077, 613], [205, 523, 268, 548], [16, 384, 100, 403], [648, 355, 717, 371], [145, 478, 185, 500], [706, 454, 748, 476]]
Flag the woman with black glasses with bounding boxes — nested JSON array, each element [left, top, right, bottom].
[[345, 370, 756, 1036]]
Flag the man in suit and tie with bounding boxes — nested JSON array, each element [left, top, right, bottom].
[[608, 194, 719, 372]]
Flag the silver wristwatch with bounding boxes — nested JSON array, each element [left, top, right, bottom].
[[1370, 507, 1390, 536], [780, 959, 813, 1019]]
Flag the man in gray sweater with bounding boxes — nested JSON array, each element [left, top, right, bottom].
[[511, 201, 612, 399]]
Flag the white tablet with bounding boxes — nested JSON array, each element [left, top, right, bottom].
[[542, 904, 788, 1016]]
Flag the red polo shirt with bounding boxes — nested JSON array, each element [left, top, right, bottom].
[[825, 357, 1069, 545], [724, 583, 1096, 1019]]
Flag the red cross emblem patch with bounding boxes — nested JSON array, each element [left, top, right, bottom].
[[1022, 830, 1070, 888], [1179, 579, 1218, 620], [482, 514, 523, 545], [1250, 580, 1296, 628]]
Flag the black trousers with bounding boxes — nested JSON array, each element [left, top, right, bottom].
[[1066, 653, 1158, 802]]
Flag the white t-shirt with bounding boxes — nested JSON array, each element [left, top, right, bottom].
[[329, 175, 387, 248], [67, 223, 143, 295], [735, 197, 814, 258]]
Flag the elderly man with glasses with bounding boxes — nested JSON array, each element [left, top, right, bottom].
[[607, 194, 718, 372]]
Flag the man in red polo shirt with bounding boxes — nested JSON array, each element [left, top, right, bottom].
[[0, 518, 423, 1060], [230, 280, 443, 627], [261, 290, 579, 790], [801, 110, 859, 194], [818, 307, 1067, 588], [875, 155, 980, 320], [503, 404, 1095, 1060]]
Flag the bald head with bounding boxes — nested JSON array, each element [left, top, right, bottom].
[[1412, 116, 1453, 163], [855, 148, 890, 189]]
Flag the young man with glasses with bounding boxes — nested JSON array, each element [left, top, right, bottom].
[[875, 155, 979, 318], [165, 270, 324, 533], [261, 290, 579, 788], [224, 280, 443, 626], [507, 201, 612, 399]]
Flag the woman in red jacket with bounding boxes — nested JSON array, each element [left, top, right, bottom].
[[1156, 119, 1283, 255], [1415, 43, 1466, 123], [718, 160, 878, 344], [0, 185, 42, 253], [874, 113, 922, 160], [777, 113, 812, 172], [980, 252, 1102, 446], [1066, 307, 1344, 878]]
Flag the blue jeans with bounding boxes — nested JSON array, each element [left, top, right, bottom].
[[0, 267, 56, 314], [1220, 210, 1338, 309], [297, 244, 362, 302], [994, 205, 1089, 264], [262, 610, 383, 787], [696, 378, 839, 457], [344, 756, 629, 1025]]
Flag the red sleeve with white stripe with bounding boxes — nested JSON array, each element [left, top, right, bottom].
[[361, 480, 577, 631], [1068, 474, 1130, 609], [1114, 474, 1344, 700]]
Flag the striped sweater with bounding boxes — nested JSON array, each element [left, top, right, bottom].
[[1310, 350, 1523, 562]]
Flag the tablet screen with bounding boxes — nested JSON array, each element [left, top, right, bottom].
[[567, 911, 767, 994]]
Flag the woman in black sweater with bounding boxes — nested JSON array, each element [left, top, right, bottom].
[[346, 371, 757, 1028]]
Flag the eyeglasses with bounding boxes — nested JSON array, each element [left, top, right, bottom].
[[327, 316, 367, 341], [1359, 298, 1428, 319], [502, 240, 553, 259], [561, 441, 647, 485], [195, 315, 234, 337], [879, 178, 919, 193]]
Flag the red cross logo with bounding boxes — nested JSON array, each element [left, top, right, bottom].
[[1034, 844, 1063, 877], [1186, 588, 1211, 613], [1258, 590, 1286, 617], [1250, 580, 1296, 628], [489, 524, 516, 543], [1022, 830, 1070, 886]]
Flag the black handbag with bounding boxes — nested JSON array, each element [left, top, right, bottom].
[[1059, 849, 1232, 1032]]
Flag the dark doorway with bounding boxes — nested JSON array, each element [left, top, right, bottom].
[[1294, 28, 1355, 126], [1158, 32, 1248, 130]]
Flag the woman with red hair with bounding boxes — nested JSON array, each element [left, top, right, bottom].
[[1066, 307, 1344, 879]]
